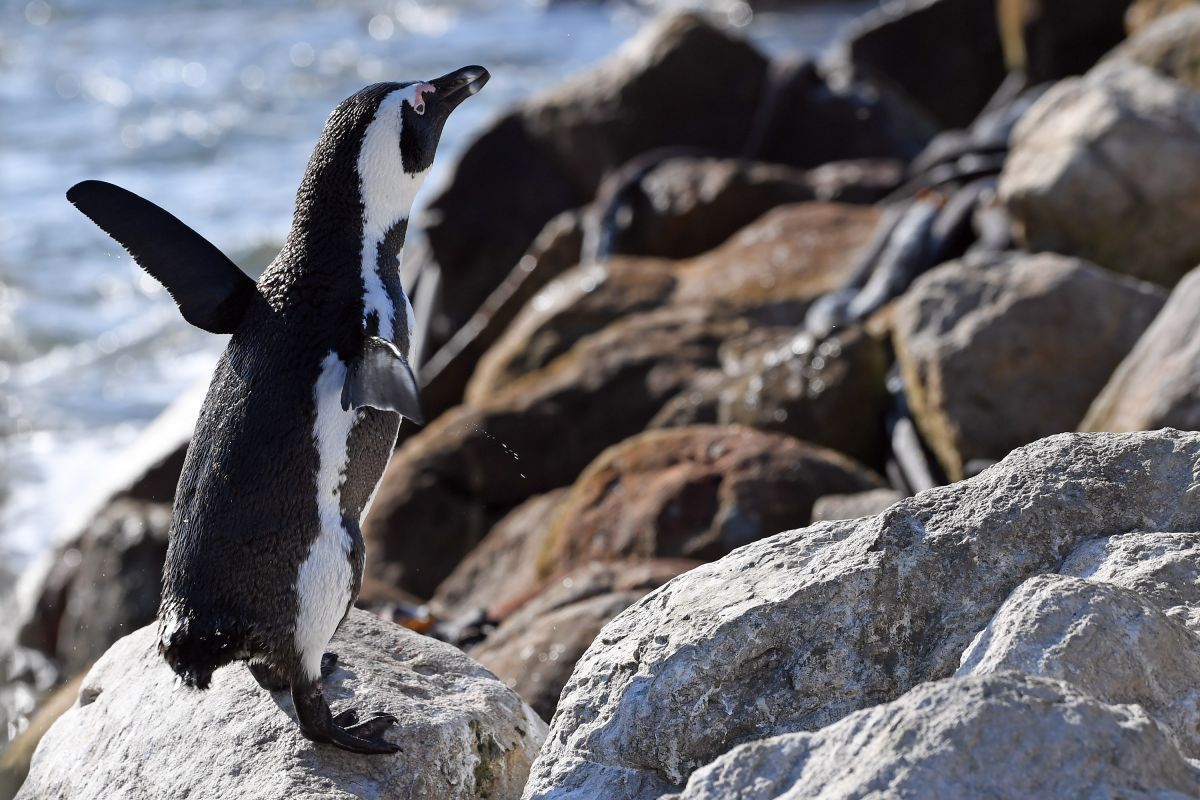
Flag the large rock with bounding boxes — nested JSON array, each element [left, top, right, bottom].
[[1082, 263, 1200, 433], [1000, 62, 1200, 286], [422, 15, 928, 351], [715, 326, 890, 469], [363, 307, 746, 599], [664, 673, 1200, 799], [421, 15, 768, 346], [893, 251, 1166, 481], [429, 490, 570, 621], [835, 0, 1006, 129], [997, 0, 1132, 83], [1061, 531, 1200, 630], [18, 610, 545, 800], [471, 560, 694, 722], [959, 574, 1200, 757], [468, 203, 881, 402], [536, 426, 884, 577], [522, 429, 1200, 799], [1107, 7, 1200, 90]]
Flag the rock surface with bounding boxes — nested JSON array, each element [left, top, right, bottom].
[[893, 251, 1166, 481], [472, 561, 693, 722], [522, 429, 1200, 799], [468, 203, 880, 402], [1000, 62, 1200, 286], [959, 573, 1200, 757], [1061, 531, 1200, 631], [715, 325, 890, 469], [536, 425, 884, 577], [1126, 0, 1199, 33], [1107, 7, 1200, 90], [811, 487, 904, 522], [429, 490, 570, 621], [663, 673, 1200, 800], [18, 610, 546, 800], [836, 0, 1005, 129], [1082, 264, 1200, 434], [363, 307, 747, 600]]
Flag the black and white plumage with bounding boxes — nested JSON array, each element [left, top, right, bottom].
[[67, 66, 489, 754]]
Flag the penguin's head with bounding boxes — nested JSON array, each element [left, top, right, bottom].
[[349, 66, 490, 225]]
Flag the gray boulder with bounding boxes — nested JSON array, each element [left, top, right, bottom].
[[893, 251, 1165, 481], [18, 610, 546, 800], [1106, 7, 1200, 90], [1082, 265, 1200, 434], [1061, 531, 1200, 631], [521, 429, 1200, 799], [1000, 62, 1200, 286], [958, 573, 1200, 757], [664, 673, 1200, 800]]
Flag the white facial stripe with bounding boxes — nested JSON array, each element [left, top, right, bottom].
[[356, 85, 428, 348], [295, 352, 356, 680]]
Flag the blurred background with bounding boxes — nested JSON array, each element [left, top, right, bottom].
[[6, 0, 1200, 793]]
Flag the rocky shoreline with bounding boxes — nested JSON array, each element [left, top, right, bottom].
[[7, 0, 1200, 797]]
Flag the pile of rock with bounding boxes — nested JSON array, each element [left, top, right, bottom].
[[10, 2, 1200, 797]]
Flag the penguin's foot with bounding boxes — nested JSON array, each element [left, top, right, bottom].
[[321, 652, 339, 678], [293, 680, 400, 755], [249, 662, 290, 693]]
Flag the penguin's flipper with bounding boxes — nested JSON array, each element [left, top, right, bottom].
[[66, 180, 257, 334], [341, 337, 425, 424]]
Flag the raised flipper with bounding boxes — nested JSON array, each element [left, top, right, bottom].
[[66, 180, 257, 334], [341, 336, 425, 424]]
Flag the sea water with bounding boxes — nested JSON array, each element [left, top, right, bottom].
[[0, 0, 876, 576]]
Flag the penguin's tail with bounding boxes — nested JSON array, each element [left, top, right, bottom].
[[156, 603, 241, 690]]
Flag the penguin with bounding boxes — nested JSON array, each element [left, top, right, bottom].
[[66, 65, 490, 755]]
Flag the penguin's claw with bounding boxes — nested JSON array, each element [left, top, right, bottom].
[[345, 712, 399, 741], [321, 652, 339, 678]]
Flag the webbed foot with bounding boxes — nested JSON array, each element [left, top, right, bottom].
[[293, 679, 400, 755], [321, 652, 339, 678]]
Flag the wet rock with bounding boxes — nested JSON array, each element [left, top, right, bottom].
[[1000, 62, 1200, 286], [716, 326, 890, 469], [893, 251, 1166, 481], [363, 307, 747, 600], [429, 490, 570, 621], [997, 0, 1131, 83], [1061, 532, 1200, 631], [522, 429, 1200, 799], [472, 560, 693, 722], [1082, 265, 1200, 434], [17, 500, 171, 676], [664, 673, 1200, 800], [537, 426, 883, 578], [1107, 7, 1200, 89], [834, 0, 1006, 129], [469, 203, 881, 402], [17, 610, 545, 800], [811, 488, 904, 521], [1126, 0, 1198, 33], [959, 574, 1200, 757]]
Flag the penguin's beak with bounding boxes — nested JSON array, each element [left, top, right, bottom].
[[427, 66, 490, 116]]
